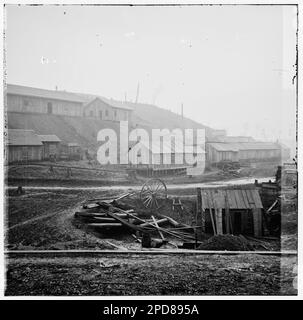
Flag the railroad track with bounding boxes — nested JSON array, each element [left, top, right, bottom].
[[5, 249, 297, 257]]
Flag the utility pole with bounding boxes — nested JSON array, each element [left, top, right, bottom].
[[181, 103, 184, 118]]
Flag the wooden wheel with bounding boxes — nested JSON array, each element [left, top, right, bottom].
[[140, 178, 167, 210]]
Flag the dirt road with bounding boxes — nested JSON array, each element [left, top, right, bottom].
[[7, 176, 273, 191], [5, 253, 296, 296]]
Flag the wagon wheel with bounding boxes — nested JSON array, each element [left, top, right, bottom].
[[140, 178, 168, 210]]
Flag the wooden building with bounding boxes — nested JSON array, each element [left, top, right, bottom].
[[83, 97, 132, 121], [6, 129, 43, 163], [197, 188, 263, 237], [38, 135, 61, 160], [206, 142, 282, 164], [6, 84, 84, 117], [128, 137, 206, 176], [6, 84, 133, 122]]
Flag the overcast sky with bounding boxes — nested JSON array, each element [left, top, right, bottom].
[[5, 5, 297, 151]]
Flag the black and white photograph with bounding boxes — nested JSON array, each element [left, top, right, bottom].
[[1, 1, 300, 298]]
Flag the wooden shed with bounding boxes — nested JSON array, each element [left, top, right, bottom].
[[38, 134, 61, 160], [206, 142, 281, 164], [196, 188, 263, 237], [67, 142, 82, 160], [7, 129, 43, 163]]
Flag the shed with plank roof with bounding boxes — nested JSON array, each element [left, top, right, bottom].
[[38, 134, 61, 160], [196, 188, 263, 237], [6, 129, 43, 163]]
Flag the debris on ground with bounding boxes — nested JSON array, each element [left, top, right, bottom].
[[74, 192, 197, 248], [197, 234, 253, 251]]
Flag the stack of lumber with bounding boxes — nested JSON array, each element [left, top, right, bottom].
[[74, 193, 197, 242]]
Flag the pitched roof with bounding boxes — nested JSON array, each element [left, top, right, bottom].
[[208, 142, 280, 152], [6, 84, 85, 103], [199, 188, 263, 210], [216, 136, 255, 143], [132, 138, 206, 154], [6, 84, 133, 111], [80, 94, 133, 111], [38, 134, 61, 143], [7, 129, 43, 146]]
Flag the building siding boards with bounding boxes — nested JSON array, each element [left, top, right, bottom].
[[7, 94, 83, 117], [207, 142, 281, 163], [8, 146, 42, 162], [6, 84, 133, 122], [7, 129, 44, 163], [83, 98, 129, 121], [198, 188, 263, 236], [37, 135, 61, 159]]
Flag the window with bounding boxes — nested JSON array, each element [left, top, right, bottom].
[[22, 100, 29, 111], [90, 110, 94, 117], [99, 110, 102, 119], [105, 110, 109, 117], [114, 110, 117, 118], [47, 102, 53, 114]]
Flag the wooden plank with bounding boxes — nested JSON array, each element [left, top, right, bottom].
[[215, 209, 223, 235], [200, 190, 207, 210], [140, 218, 168, 228], [208, 190, 217, 235], [240, 189, 250, 209], [151, 216, 165, 240], [246, 189, 256, 209], [126, 212, 195, 241], [241, 210, 249, 234], [214, 189, 225, 209], [233, 190, 243, 209], [196, 188, 204, 239], [226, 189, 237, 209], [88, 223, 123, 228], [252, 208, 262, 237], [105, 210, 145, 232], [163, 216, 179, 227], [250, 189, 263, 209], [225, 193, 230, 234], [75, 212, 130, 219], [91, 217, 123, 223]]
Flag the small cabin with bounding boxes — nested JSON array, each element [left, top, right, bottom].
[[38, 134, 61, 160], [197, 188, 263, 237], [6, 129, 43, 163], [67, 142, 82, 160]]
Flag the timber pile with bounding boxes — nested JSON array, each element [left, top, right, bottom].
[[74, 193, 197, 247]]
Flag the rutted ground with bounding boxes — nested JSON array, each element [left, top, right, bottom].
[[5, 254, 296, 296], [4, 181, 297, 296]]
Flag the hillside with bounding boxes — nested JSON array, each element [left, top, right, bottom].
[[7, 102, 217, 152], [7, 112, 121, 152], [130, 101, 210, 130]]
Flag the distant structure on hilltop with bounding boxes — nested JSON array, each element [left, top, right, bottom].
[[5, 84, 133, 122]]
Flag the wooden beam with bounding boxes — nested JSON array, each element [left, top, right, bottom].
[[252, 208, 262, 237], [209, 208, 217, 235], [151, 215, 165, 240], [216, 209, 223, 235], [196, 188, 203, 240], [225, 194, 230, 234]]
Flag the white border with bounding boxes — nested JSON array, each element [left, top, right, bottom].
[[0, 0, 301, 300]]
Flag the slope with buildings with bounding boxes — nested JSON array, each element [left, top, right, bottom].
[[5, 83, 289, 169]]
